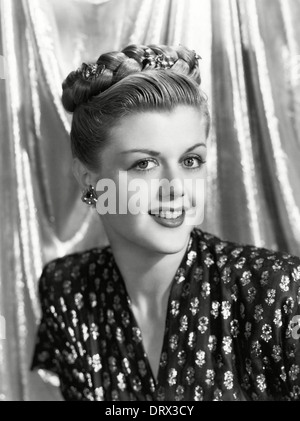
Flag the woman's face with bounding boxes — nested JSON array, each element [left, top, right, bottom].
[[95, 105, 208, 255]]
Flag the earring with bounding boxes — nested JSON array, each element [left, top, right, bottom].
[[81, 185, 98, 207]]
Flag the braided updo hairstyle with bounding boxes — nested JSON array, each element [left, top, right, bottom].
[[62, 44, 210, 171]]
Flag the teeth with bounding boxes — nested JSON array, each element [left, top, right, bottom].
[[151, 210, 183, 219]]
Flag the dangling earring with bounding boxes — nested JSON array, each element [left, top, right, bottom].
[[81, 185, 98, 207]]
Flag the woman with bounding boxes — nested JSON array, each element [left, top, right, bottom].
[[31, 44, 300, 401]]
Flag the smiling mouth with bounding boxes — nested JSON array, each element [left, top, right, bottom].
[[148, 209, 184, 220]]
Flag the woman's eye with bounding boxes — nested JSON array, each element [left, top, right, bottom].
[[133, 159, 157, 171], [183, 156, 206, 169]]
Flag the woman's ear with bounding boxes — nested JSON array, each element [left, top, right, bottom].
[[72, 157, 96, 189]]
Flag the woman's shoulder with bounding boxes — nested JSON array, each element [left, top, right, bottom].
[[194, 228, 300, 341], [38, 245, 112, 303], [193, 227, 300, 276], [41, 245, 111, 274]]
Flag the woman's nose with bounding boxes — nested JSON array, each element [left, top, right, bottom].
[[159, 167, 184, 201]]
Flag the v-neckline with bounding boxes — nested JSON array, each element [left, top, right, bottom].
[[107, 233, 195, 390]]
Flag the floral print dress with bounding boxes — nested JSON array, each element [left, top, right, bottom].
[[31, 228, 300, 401]]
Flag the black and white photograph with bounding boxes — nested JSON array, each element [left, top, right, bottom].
[[0, 0, 300, 404]]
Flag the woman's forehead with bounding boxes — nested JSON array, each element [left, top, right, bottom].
[[108, 106, 207, 154]]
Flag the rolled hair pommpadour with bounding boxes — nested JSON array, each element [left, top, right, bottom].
[[61, 44, 210, 172]]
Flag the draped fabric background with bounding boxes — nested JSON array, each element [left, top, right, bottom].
[[0, 0, 299, 401]]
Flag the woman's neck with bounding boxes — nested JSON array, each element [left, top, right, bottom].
[[105, 231, 191, 380], [107, 233, 190, 313]]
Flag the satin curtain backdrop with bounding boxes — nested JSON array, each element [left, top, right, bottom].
[[0, 0, 300, 401]]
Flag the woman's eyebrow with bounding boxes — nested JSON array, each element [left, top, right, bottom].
[[120, 143, 206, 156]]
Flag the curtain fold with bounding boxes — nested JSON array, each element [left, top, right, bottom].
[[0, 0, 299, 401]]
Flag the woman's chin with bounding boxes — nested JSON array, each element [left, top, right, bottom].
[[102, 213, 194, 255], [142, 227, 192, 255]]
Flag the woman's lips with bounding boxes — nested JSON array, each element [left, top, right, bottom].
[[148, 209, 185, 228]]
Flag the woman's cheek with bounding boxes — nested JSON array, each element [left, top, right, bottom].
[[127, 178, 151, 215], [184, 172, 206, 225]]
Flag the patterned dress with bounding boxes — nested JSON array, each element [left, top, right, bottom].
[[31, 228, 300, 401]]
